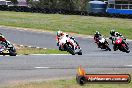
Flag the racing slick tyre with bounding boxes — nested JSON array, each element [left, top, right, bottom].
[[122, 46, 130, 53], [106, 45, 111, 51], [9, 50, 17, 56], [125, 44, 129, 50], [10, 44, 16, 52], [107, 47, 111, 51], [78, 50, 82, 55]]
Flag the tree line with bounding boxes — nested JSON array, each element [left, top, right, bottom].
[[29, 0, 90, 11], [10, 0, 90, 11], [9, 0, 107, 11]]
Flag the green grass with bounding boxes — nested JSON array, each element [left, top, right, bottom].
[[0, 11, 132, 39], [17, 48, 68, 55], [3, 78, 132, 88]]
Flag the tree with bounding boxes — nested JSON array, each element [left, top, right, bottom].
[[72, 0, 90, 11]]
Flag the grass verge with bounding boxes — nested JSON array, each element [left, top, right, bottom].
[[16, 46, 68, 55], [3, 78, 132, 88], [0, 11, 132, 39]]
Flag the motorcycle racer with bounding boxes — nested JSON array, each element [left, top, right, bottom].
[[109, 30, 123, 41], [56, 31, 69, 46], [94, 31, 102, 48], [56, 31, 80, 50], [109, 30, 128, 47]]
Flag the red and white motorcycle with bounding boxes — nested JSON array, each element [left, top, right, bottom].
[[58, 35, 82, 55], [113, 37, 130, 53]]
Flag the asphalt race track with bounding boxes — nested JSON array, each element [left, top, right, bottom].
[[0, 27, 132, 86]]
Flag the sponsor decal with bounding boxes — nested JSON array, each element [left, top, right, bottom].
[[76, 66, 131, 85]]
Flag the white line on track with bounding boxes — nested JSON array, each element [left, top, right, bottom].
[[30, 54, 70, 56], [17, 54, 70, 56], [31, 54, 70, 55], [124, 65, 132, 67], [34, 67, 50, 69]]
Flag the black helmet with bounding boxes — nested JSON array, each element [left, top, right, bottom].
[[110, 30, 115, 36], [95, 31, 100, 35]]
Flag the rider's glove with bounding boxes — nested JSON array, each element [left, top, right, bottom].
[[109, 37, 112, 40]]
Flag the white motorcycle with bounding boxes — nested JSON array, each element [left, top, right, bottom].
[[98, 36, 111, 51], [58, 35, 82, 55]]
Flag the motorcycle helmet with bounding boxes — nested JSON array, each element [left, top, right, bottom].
[[95, 31, 100, 35], [110, 30, 115, 36], [57, 31, 63, 37], [70, 37, 75, 40], [65, 34, 69, 37]]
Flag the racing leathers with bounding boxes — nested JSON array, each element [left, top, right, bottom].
[[0, 33, 10, 48], [56, 33, 67, 46], [94, 33, 102, 48]]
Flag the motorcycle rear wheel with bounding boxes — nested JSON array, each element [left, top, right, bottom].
[[9, 50, 17, 56], [78, 50, 82, 55], [105, 44, 111, 51], [122, 46, 130, 53]]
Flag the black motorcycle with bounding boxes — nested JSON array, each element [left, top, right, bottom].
[[0, 42, 17, 56]]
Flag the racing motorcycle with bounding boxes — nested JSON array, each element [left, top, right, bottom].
[[113, 37, 130, 53], [58, 36, 82, 55], [95, 36, 111, 51], [0, 41, 17, 56]]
